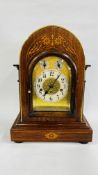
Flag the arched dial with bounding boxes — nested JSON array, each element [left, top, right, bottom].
[[35, 70, 68, 102]]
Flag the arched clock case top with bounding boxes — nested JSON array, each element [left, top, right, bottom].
[[11, 25, 93, 143]]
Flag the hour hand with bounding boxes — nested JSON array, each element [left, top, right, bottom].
[[43, 83, 53, 97], [43, 90, 48, 96]]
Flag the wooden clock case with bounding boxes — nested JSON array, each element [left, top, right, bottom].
[[11, 26, 93, 143]]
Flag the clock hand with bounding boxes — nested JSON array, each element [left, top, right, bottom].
[[43, 73, 61, 96], [51, 73, 61, 88], [43, 84, 52, 96]]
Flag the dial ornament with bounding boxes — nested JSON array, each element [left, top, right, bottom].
[[55, 59, 64, 69], [40, 60, 48, 69]]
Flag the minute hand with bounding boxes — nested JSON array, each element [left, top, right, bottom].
[[51, 73, 61, 88]]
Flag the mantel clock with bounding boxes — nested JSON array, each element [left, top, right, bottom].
[[11, 26, 93, 143]]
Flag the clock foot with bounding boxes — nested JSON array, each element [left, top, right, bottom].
[[79, 142, 88, 144], [14, 141, 23, 143]]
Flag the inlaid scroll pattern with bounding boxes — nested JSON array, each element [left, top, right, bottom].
[[27, 33, 76, 58]]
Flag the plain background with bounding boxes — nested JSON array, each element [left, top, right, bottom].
[[0, 0, 98, 175]]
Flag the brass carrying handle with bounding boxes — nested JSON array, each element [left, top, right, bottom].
[[85, 65, 91, 70], [13, 64, 19, 82], [13, 64, 19, 70], [84, 64, 91, 88]]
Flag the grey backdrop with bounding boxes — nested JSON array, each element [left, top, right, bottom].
[[0, 0, 98, 175]]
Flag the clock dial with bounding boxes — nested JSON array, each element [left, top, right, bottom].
[[32, 55, 71, 111], [35, 70, 68, 102]]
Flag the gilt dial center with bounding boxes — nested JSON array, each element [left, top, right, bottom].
[[43, 78, 60, 95]]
